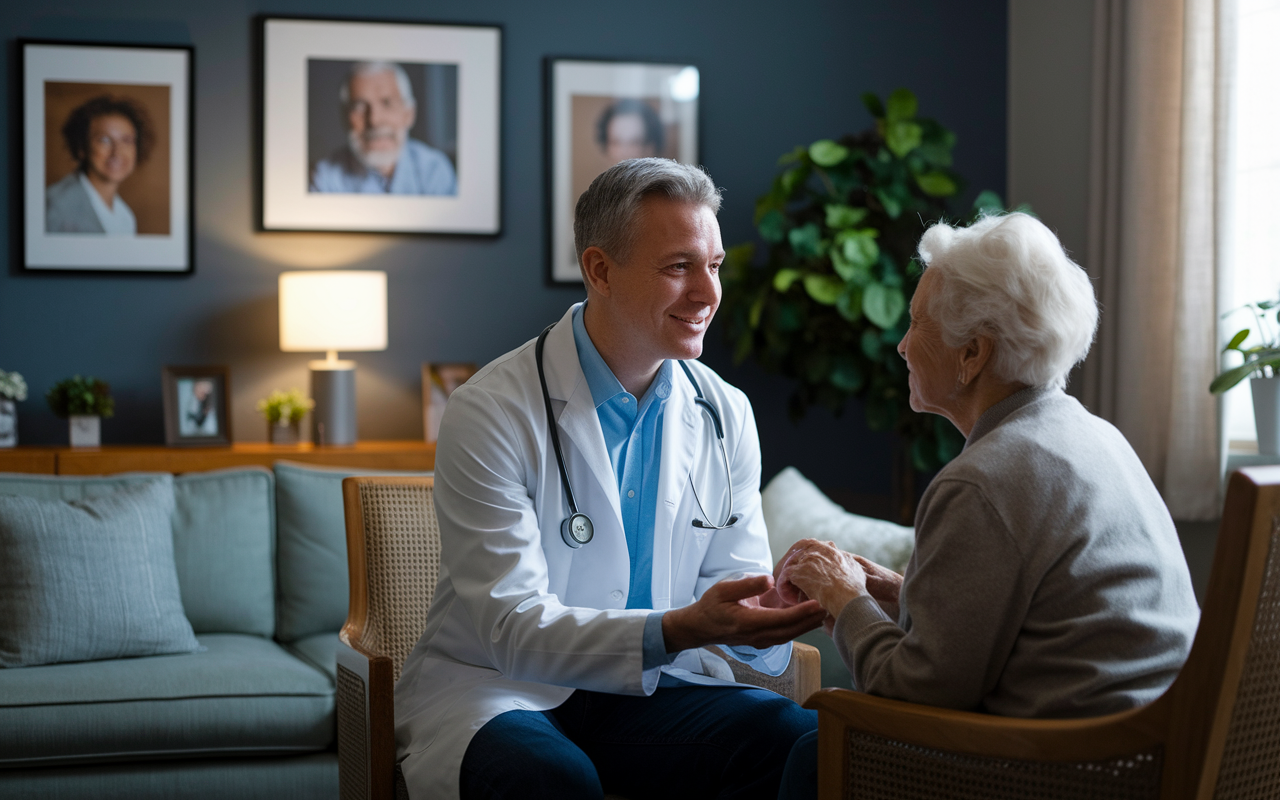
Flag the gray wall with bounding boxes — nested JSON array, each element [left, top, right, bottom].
[[0, 0, 1006, 501]]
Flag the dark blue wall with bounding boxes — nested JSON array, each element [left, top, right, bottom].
[[0, 0, 1006, 503]]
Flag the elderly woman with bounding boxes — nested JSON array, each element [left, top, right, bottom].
[[782, 212, 1200, 721]]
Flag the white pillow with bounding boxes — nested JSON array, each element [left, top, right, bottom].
[[761, 467, 914, 574]]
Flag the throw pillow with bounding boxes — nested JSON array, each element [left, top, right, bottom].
[[0, 478, 199, 667]]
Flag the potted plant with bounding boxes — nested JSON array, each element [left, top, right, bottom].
[[46, 375, 115, 447], [1210, 298, 1280, 454], [0, 369, 27, 448], [257, 388, 314, 445], [720, 88, 1009, 522]]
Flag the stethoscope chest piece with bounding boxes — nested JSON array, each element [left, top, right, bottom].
[[561, 513, 594, 548]]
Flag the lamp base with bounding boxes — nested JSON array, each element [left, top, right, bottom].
[[310, 361, 357, 446]]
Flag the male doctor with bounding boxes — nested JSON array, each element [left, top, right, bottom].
[[395, 158, 825, 800]]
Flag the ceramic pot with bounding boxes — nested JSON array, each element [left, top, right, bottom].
[[268, 420, 302, 445], [69, 415, 101, 448], [1252, 377, 1280, 455], [0, 399, 15, 448]]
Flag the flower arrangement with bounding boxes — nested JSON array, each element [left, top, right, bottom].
[[257, 388, 314, 425], [0, 370, 27, 402], [46, 375, 115, 418]]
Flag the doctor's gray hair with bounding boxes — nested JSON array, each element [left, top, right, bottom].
[[916, 212, 1098, 391], [339, 61, 417, 111], [574, 158, 722, 267]]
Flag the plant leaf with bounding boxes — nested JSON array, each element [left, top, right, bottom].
[[861, 328, 882, 360], [836, 229, 880, 270], [809, 139, 850, 167], [831, 357, 864, 392], [758, 209, 787, 243], [837, 286, 863, 322], [804, 273, 845, 306], [862, 91, 885, 119], [972, 189, 1004, 215], [788, 223, 825, 259], [773, 268, 802, 293], [915, 171, 958, 197], [1210, 353, 1280, 392], [824, 204, 867, 230], [748, 292, 766, 329], [863, 283, 907, 329], [884, 121, 923, 158], [886, 88, 918, 122], [874, 189, 903, 219], [1224, 329, 1250, 353]]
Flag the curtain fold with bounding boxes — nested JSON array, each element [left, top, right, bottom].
[[1080, 0, 1231, 521]]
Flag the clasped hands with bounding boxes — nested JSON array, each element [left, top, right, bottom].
[[661, 539, 903, 653]]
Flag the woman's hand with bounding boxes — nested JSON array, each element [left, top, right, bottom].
[[852, 555, 903, 620], [779, 540, 868, 619]]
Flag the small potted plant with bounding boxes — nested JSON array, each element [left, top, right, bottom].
[[1210, 297, 1280, 453], [0, 369, 27, 448], [257, 388, 314, 445], [46, 375, 115, 448]]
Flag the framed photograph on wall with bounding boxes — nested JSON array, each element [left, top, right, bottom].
[[162, 366, 231, 447], [546, 58, 700, 284], [422, 362, 477, 443], [20, 40, 194, 274], [260, 17, 501, 235]]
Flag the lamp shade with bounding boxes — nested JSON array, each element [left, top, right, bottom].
[[279, 271, 388, 353]]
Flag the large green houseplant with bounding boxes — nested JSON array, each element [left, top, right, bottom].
[[721, 89, 1006, 517]]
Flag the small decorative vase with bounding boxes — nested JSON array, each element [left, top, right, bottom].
[[268, 420, 302, 445], [0, 399, 15, 448], [69, 415, 101, 448], [1252, 377, 1280, 455]]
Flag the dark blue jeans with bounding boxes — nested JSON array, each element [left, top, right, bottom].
[[459, 686, 818, 800]]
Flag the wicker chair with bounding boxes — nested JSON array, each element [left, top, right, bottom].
[[805, 465, 1280, 800], [336, 475, 822, 800]]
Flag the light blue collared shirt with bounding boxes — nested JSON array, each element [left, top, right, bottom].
[[310, 138, 458, 195]]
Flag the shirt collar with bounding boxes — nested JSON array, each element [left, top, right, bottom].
[[571, 303, 672, 409]]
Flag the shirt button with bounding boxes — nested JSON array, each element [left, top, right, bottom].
[[657, 382, 671, 399], [627, 489, 635, 498], [610, 590, 623, 600], [621, 397, 630, 404]]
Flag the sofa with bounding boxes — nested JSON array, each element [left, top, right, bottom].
[[0, 461, 406, 800]]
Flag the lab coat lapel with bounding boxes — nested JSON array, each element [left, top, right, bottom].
[[541, 307, 623, 528], [651, 366, 698, 606]]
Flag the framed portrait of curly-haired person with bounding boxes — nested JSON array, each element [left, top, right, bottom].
[[20, 40, 193, 274], [545, 58, 700, 284]]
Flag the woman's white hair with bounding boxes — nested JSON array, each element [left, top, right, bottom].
[[916, 212, 1098, 391]]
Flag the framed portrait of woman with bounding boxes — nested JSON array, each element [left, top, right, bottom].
[[545, 59, 700, 284], [20, 40, 194, 274]]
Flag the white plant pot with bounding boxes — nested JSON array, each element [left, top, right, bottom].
[[1252, 377, 1280, 455], [69, 415, 101, 448], [0, 399, 15, 448]]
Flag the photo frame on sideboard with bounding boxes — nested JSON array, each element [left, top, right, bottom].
[[545, 58, 700, 284], [20, 40, 194, 274], [422, 362, 477, 443], [162, 366, 231, 447], [260, 16, 501, 235]]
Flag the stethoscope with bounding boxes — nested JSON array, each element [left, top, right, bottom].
[[536, 324, 739, 549]]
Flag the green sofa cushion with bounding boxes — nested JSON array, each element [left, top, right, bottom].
[[0, 469, 276, 638], [0, 478, 199, 667], [273, 461, 429, 643], [0, 633, 334, 768], [284, 632, 340, 682]]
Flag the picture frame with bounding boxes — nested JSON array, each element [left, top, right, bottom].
[[545, 58, 700, 284], [162, 366, 232, 447], [260, 16, 501, 235], [422, 362, 477, 443], [20, 40, 194, 274]]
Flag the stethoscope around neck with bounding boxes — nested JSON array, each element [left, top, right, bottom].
[[535, 324, 739, 549]]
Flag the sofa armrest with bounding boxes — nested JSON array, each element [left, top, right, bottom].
[[337, 638, 397, 800], [717, 642, 821, 705]]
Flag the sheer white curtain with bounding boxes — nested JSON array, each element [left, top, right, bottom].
[[1080, 0, 1234, 521]]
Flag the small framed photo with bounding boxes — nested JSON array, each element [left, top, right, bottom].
[[162, 366, 231, 447], [260, 17, 501, 235], [546, 58, 700, 284], [422, 362, 477, 443], [20, 40, 193, 274]]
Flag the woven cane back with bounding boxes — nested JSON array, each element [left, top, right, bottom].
[[353, 480, 441, 683], [1211, 515, 1280, 800]]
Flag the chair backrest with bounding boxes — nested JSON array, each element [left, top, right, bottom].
[[340, 476, 441, 683], [1162, 465, 1280, 798]]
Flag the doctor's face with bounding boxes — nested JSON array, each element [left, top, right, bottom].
[[608, 197, 724, 364]]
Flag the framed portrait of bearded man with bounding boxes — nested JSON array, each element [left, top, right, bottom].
[[20, 40, 193, 273], [260, 17, 501, 235]]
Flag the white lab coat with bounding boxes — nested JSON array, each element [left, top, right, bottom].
[[394, 304, 785, 800]]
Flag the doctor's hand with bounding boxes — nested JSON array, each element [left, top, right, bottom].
[[661, 574, 827, 653]]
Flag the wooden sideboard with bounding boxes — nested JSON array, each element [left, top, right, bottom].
[[0, 441, 435, 475]]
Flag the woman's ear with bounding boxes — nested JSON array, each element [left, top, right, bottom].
[[957, 336, 996, 386]]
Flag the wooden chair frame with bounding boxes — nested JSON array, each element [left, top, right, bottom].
[[806, 466, 1280, 800]]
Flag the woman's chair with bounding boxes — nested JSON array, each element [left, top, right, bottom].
[[805, 465, 1280, 800], [336, 474, 822, 800]]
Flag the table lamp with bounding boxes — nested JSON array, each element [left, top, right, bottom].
[[279, 270, 387, 446]]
